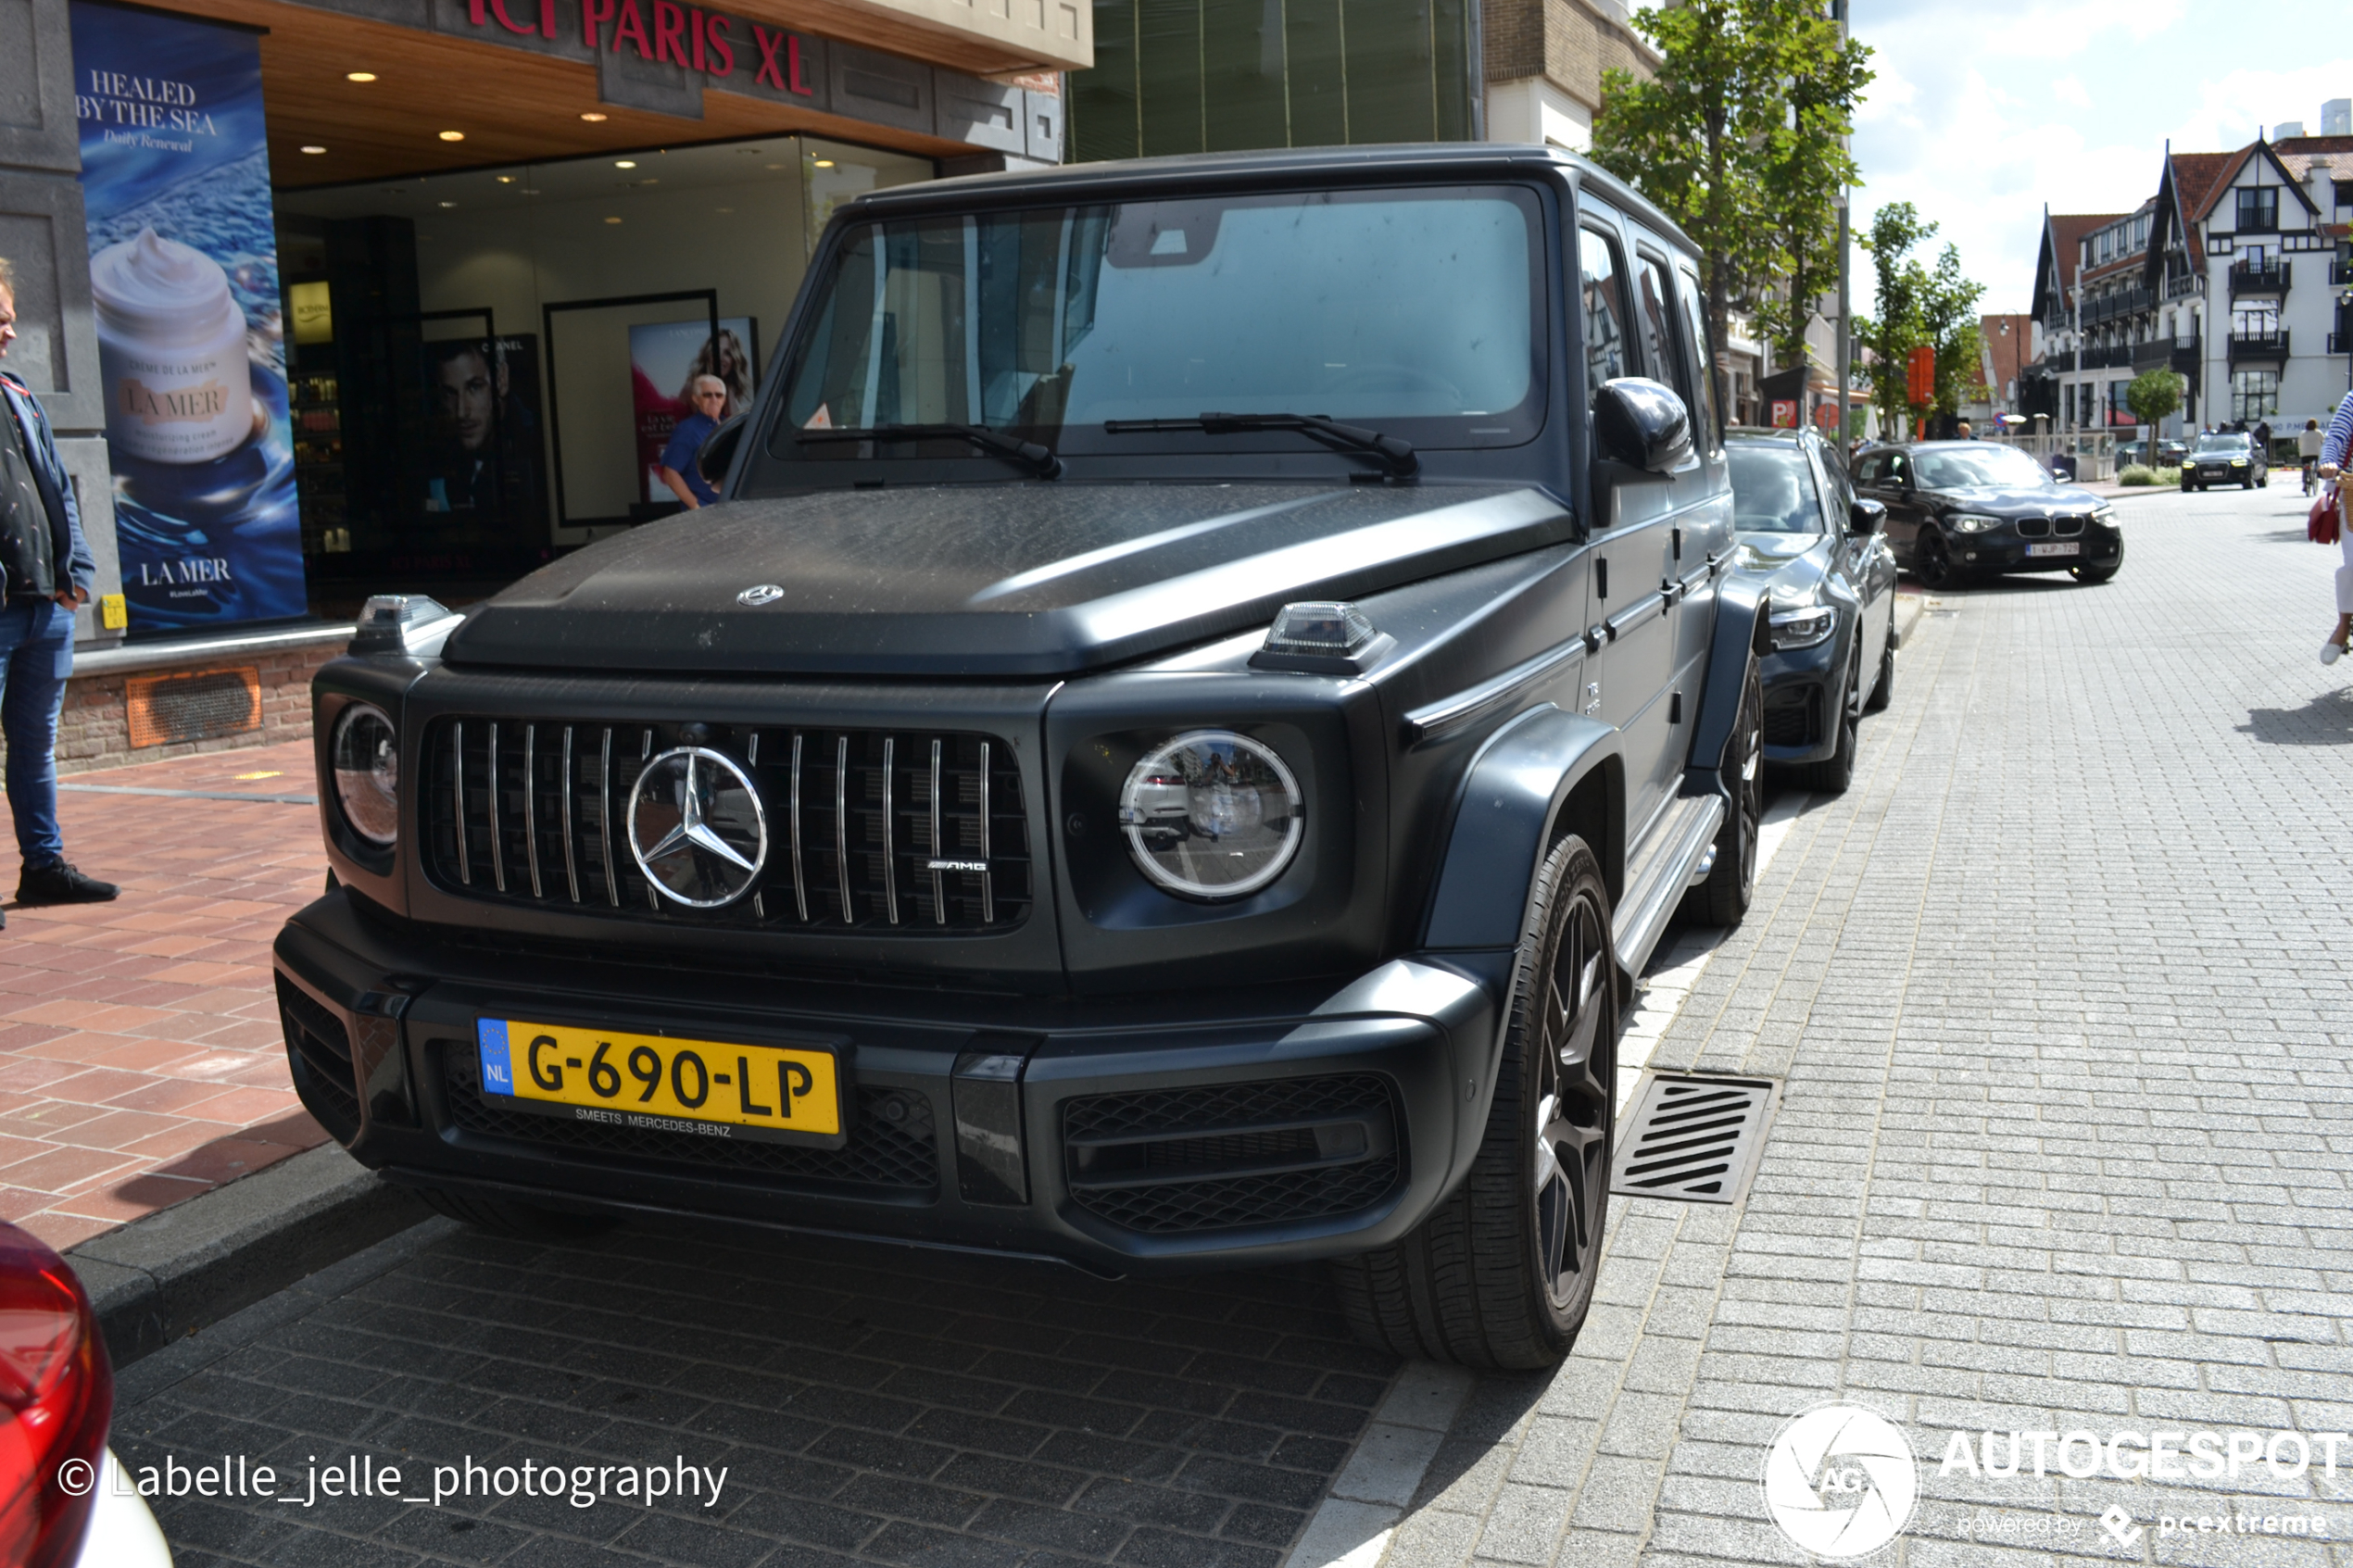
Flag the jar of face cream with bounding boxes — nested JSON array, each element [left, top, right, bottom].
[[92, 228, 255, 465]]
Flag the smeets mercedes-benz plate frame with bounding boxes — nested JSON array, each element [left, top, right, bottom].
[[473, 1019, 848, 1148]]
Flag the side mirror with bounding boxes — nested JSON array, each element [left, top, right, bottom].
[[1847, 497, 1885, 536], [697, 413, 748, 488], [1592, 377, 1692, 475]]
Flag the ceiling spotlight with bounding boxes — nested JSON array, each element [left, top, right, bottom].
[[346, 71, 377, 82], [604, 216, 622, 224], [714, 206, 734, 213], [812, 159, 835, 168], [438, 201, 457, 208], [438, 131, 464, 142], [299, 144, 327, 155], [496, 175, 515, 183], [580, 111, 609, 122], [614, 159, 635, 169]]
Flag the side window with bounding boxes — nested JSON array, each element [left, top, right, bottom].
[[1634, 253, 1691, 408], [1884, 452, 1907, 486], [1579, 227, 1633, 391], [1672, 266, 1721, 447]]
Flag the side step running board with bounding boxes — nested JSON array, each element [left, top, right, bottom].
[[1611, 793, 1723, 977]]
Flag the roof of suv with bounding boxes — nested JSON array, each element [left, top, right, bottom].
[[847, 142, 1701, 260]]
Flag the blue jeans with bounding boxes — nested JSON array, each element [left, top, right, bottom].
[[0, 599, 72, 871]]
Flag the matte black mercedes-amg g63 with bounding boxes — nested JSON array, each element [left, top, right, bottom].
[[280, 144, 1768, 1369]]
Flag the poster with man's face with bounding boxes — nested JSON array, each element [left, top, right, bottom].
[[423, 336, 546, 536], [630, 318, 756, 504]]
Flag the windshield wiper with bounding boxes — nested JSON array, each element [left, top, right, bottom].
[[796, 422, 1063, 479], [1105, 411, 1419, 477]]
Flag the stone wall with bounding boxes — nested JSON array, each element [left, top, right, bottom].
[[57, 640, 340, 775]]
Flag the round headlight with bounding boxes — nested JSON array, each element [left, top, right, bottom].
[[1118, 731, 1303, 900], [332, 703, 399, 847]]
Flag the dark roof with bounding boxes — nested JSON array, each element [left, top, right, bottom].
[[850, 143, 1706, 260]]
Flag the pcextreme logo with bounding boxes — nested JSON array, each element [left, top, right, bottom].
[[1762, 1403, 1919, 1559]]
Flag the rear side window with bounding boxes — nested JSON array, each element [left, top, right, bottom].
[[1634, 254, 1691, 408], [1672, 266, 1721, 447], [1579, 228, 1632, 391]]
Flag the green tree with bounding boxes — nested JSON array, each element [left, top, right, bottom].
[[1856, 203, 1984, 435], [1591, 0, 1873, 382], [2125, 368, 2183, 429]]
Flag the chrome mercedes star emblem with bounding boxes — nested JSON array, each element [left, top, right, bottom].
[[627, 746, 769, 908], [737, 583, 786, 606]]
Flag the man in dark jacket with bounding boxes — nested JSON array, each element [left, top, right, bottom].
[[0, 257, 118, 922]]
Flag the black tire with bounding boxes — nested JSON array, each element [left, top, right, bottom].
[[1805, 650, 1860, 796], [1863, 611, 1895, 714], [1911, 530, 1955, 588], [2070, 534, 2124, 585], [1330, 834, 1616, 1370], [2196, 483, 2207, 492], [2242, 474, 2254, 490], [414, 1186, 615, 1241], [1682, 660, 1762, 926]]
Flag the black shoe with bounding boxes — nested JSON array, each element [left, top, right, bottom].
[[16, 862, 119, 906]]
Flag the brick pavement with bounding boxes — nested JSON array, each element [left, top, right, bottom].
[[110, 1217, 1398, 1568], [1379, 483, 2353, 1568], [0, 736, 324, 1250]]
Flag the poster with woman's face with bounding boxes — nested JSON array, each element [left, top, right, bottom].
[[630, 318, 755, 503]]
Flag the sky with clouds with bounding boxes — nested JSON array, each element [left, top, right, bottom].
[[1849, 0, 2353, 313]]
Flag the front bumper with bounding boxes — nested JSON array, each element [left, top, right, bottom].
[[273, 891, 1500, 1274], [1952, 524, 2122, 575], [1758, 630, 1847, 764]]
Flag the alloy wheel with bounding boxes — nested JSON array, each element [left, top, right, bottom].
[[1531, 878, 1612, 1311], [1914, 532, 1952, 588]]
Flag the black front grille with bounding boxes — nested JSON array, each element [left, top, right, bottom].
[[422, 719, 1030, 933], [1762, 687, 1818, 748], [438, 1044, 938, 1194], [2054, 514, 2084, 536], [1063, 1075, 1403, 1235], [2016, 517, 2051, 538], [277, 974, 361, 1133]]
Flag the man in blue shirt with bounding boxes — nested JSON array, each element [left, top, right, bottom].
[[656, 376, 730, 509], [0, 257, 118, 923]]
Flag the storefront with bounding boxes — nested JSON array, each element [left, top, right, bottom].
[[9, 0, 1083, 637]]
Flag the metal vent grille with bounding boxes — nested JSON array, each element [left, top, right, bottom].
[[1609, 1074, 1777, 1204], [276, 974, 360, 1134], [128, 667, 261, 747], [422, 719, 1030, 933], [438, 1044, 939, 1194], [1762, 688, 1818, 748], [1063, 1075, 1403, 1235]]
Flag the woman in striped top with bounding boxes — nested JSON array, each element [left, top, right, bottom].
[[2319, 390, 2353, 665]]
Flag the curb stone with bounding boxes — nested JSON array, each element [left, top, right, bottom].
[[62, 1144, 428, 1369]]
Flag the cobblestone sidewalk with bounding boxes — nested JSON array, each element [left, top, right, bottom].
[[1379, 486, 2353, 1568]]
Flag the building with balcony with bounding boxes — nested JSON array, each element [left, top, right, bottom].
[[2147, 133, 2353, 431]]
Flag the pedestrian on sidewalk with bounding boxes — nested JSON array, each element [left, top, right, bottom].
[[2317, 391, 2353, 664], [2301, 418, 2324, 495], [0, 257, 119, 921]]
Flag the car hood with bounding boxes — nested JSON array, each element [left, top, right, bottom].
[[1730, 532, 1834, 598], [1920, 483, 2103, 517], [442, 482, 1573, 676]]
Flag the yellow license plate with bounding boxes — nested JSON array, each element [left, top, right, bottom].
[[475, 1019, 841, 1143]]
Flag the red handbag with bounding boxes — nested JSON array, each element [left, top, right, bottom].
[[2313, 483, 2342, 545]]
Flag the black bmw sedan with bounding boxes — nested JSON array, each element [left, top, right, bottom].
[[1852, 440, 2122, 588], [1726, 428, 1899, 795]]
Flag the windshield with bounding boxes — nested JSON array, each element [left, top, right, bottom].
[[2192, 434, 2247, 454], [1727, 444, 1821, 533], [1909, 445, 2053, 490], [765, 187, 1543, 471]]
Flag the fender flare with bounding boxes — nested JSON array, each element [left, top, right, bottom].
[[1414, 705, 1622, 1203], [1682, 570, 1769, 800]]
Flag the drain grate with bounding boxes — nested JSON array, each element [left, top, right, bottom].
[[1609, 1073, 1778, 1204]]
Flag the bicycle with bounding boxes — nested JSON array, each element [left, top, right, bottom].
[[2308, 458, 2321, 496]]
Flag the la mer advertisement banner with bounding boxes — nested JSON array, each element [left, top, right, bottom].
[[69, 3, 307, 633]]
